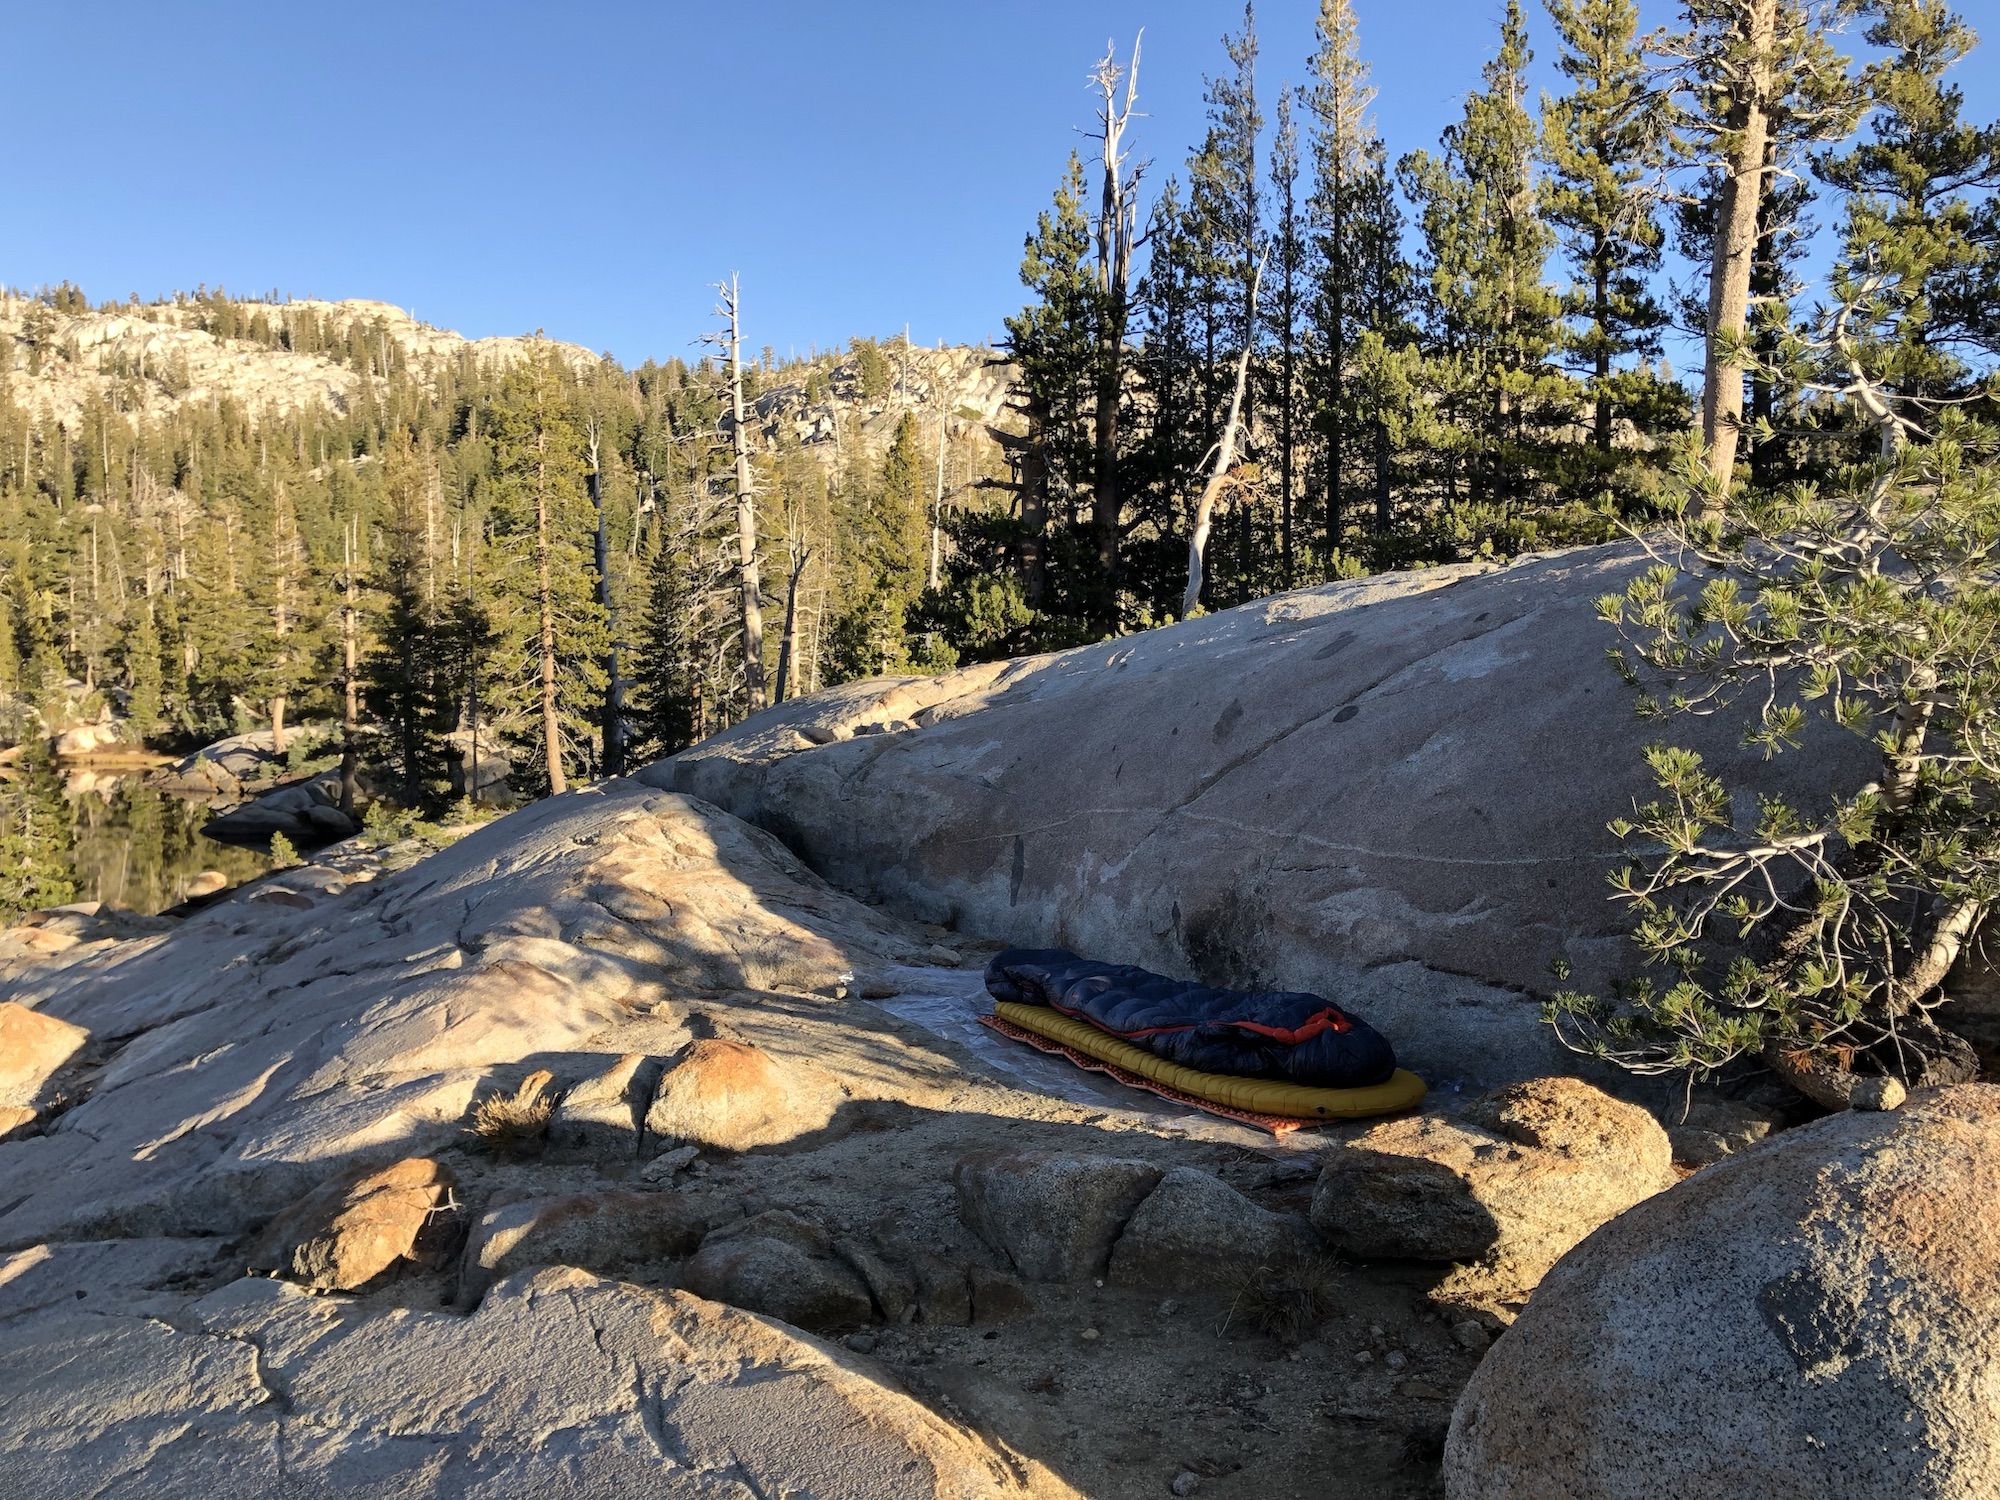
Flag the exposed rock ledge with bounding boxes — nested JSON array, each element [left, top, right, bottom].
[[652, 542, 1871, 1085]]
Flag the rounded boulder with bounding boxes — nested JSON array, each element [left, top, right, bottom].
[[1445, 1084, 2000, 1499]]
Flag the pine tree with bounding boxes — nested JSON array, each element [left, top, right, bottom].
[[1002, 154, 1099, 614], [487, 344, 607, 795], [1087, 38, 1145, 630], [1664, 0, 1863, 495], [1305, 0, 1413, 547], [1265, 88, 1305, 584], [1402, 0, 1569, 527], [1818, 0, 2000, 408], [1133, 178, 1206, 593], [362, 439, 452, 805], [1540, 0, 1676, 473], [828, 414, 928, 680], [1187, 3, 1264, 605], [1190, 4, 1264, 438], [120, 603, 163, 744]]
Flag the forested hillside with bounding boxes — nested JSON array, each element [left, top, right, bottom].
[[3, 0, 1997, 816], [0, 285, 1015, 802]]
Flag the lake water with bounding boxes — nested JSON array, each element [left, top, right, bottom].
[[22, 768, 275, 917]]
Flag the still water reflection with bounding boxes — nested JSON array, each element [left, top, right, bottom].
[[54, 769, 274, 916]]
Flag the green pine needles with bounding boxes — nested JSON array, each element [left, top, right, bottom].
[[1551, 367, 2000, 1105]]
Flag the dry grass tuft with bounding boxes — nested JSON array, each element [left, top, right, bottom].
[[467, 1069, 556, 1160], [1227, 1251, 1345, 1344]]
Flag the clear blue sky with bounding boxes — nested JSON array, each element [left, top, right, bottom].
[[8, 3, 1995, 368]]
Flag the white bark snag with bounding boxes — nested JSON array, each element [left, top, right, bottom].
[[269, 482, 292, 755], [1090, 33, 1144, 621], [338, 517, 360, 817], [719, 275, 768, 713], [585, 418, 624, 777], [929, 405, 948, 593], [1183, 253, 1266, 619], [774, 544, 814, 705], [1699, 0, 1778, 496]]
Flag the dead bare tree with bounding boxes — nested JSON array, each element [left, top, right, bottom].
[[774, 539, 814, 705], [928, 403, 949, 593], [337, 516, 360, 817], [1089, 33, 1146, 628], [1183, 253, 1266, 619], [584, 415, 626, 776], [706, 275, 768, 714]]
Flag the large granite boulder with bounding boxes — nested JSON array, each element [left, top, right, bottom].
[[0, 1002, 87, 1105], [456, 1188, 708, 1307], [1312, 1077, 1675, 1311], [645, 1038, 843, 1152], [681, 1210, 877, 1332], [0, 788, 922, 1253], [1445, 1085, 2000, 1499], [650, 543, 1871, 1084], [954, 1150, 1162, 1282], [1108, 1166, 1314, 1292]]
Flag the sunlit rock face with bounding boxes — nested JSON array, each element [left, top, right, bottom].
[[654, 541, 1871, 1086]]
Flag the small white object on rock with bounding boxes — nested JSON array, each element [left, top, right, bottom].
[[1080, 1327, 1101, 1341], [1170, 1471, 1203, 1497]]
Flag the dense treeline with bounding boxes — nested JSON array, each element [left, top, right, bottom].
[[992, 0, 2000, 642], [2, 0, 1997, 821], [0, 289, 985, 804]]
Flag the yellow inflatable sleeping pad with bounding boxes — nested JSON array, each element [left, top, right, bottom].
[[992, 1000, 1426, 1120]]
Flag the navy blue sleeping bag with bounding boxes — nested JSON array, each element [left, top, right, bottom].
[[984, 948, 1396, 1089]]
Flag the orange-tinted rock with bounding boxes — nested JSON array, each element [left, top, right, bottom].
[[245, 1156, 458, 1292], [0, 1003, 87, 1104], [644, 1039, 839, 1152]]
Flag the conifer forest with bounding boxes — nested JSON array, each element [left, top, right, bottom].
[[3, 0, 1996, 815]]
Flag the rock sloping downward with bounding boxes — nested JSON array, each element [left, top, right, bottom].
[[654, 543, 1871, 1085]]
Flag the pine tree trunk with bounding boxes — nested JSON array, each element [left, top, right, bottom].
[[929, 411, 946, 594], [1372, 417, 1391, 532], [1018, 417, 1050, 607], [586, 428, 624, 778], [338, 521, 359, 818], [536, 430, 565, 797], [1700, 0, 1777, 497], [1592, 234, 1612, 453]]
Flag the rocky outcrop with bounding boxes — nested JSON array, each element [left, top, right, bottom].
[[681, 1210, 877, 1332], [0, 788, 922, 1253], [50, 719, 129, 760], [149, 724, 334, 799], [546, 1051, 655, 1161], [0, 1266, 1073, 1498], [644, 1037, 842, 1152], [653, 543, 1873, 1085], [1108, 1166, 1313, 1292], [1445, 1085, 2000, 1499], [456, 1188, 706, 1307], [205, 772, 359, 842], [244, 1156, 458, 1291], [1312, 1077, 1675, 1310], [955, 1151, 1163, 1282], [0, 1002, 87, 1105]]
